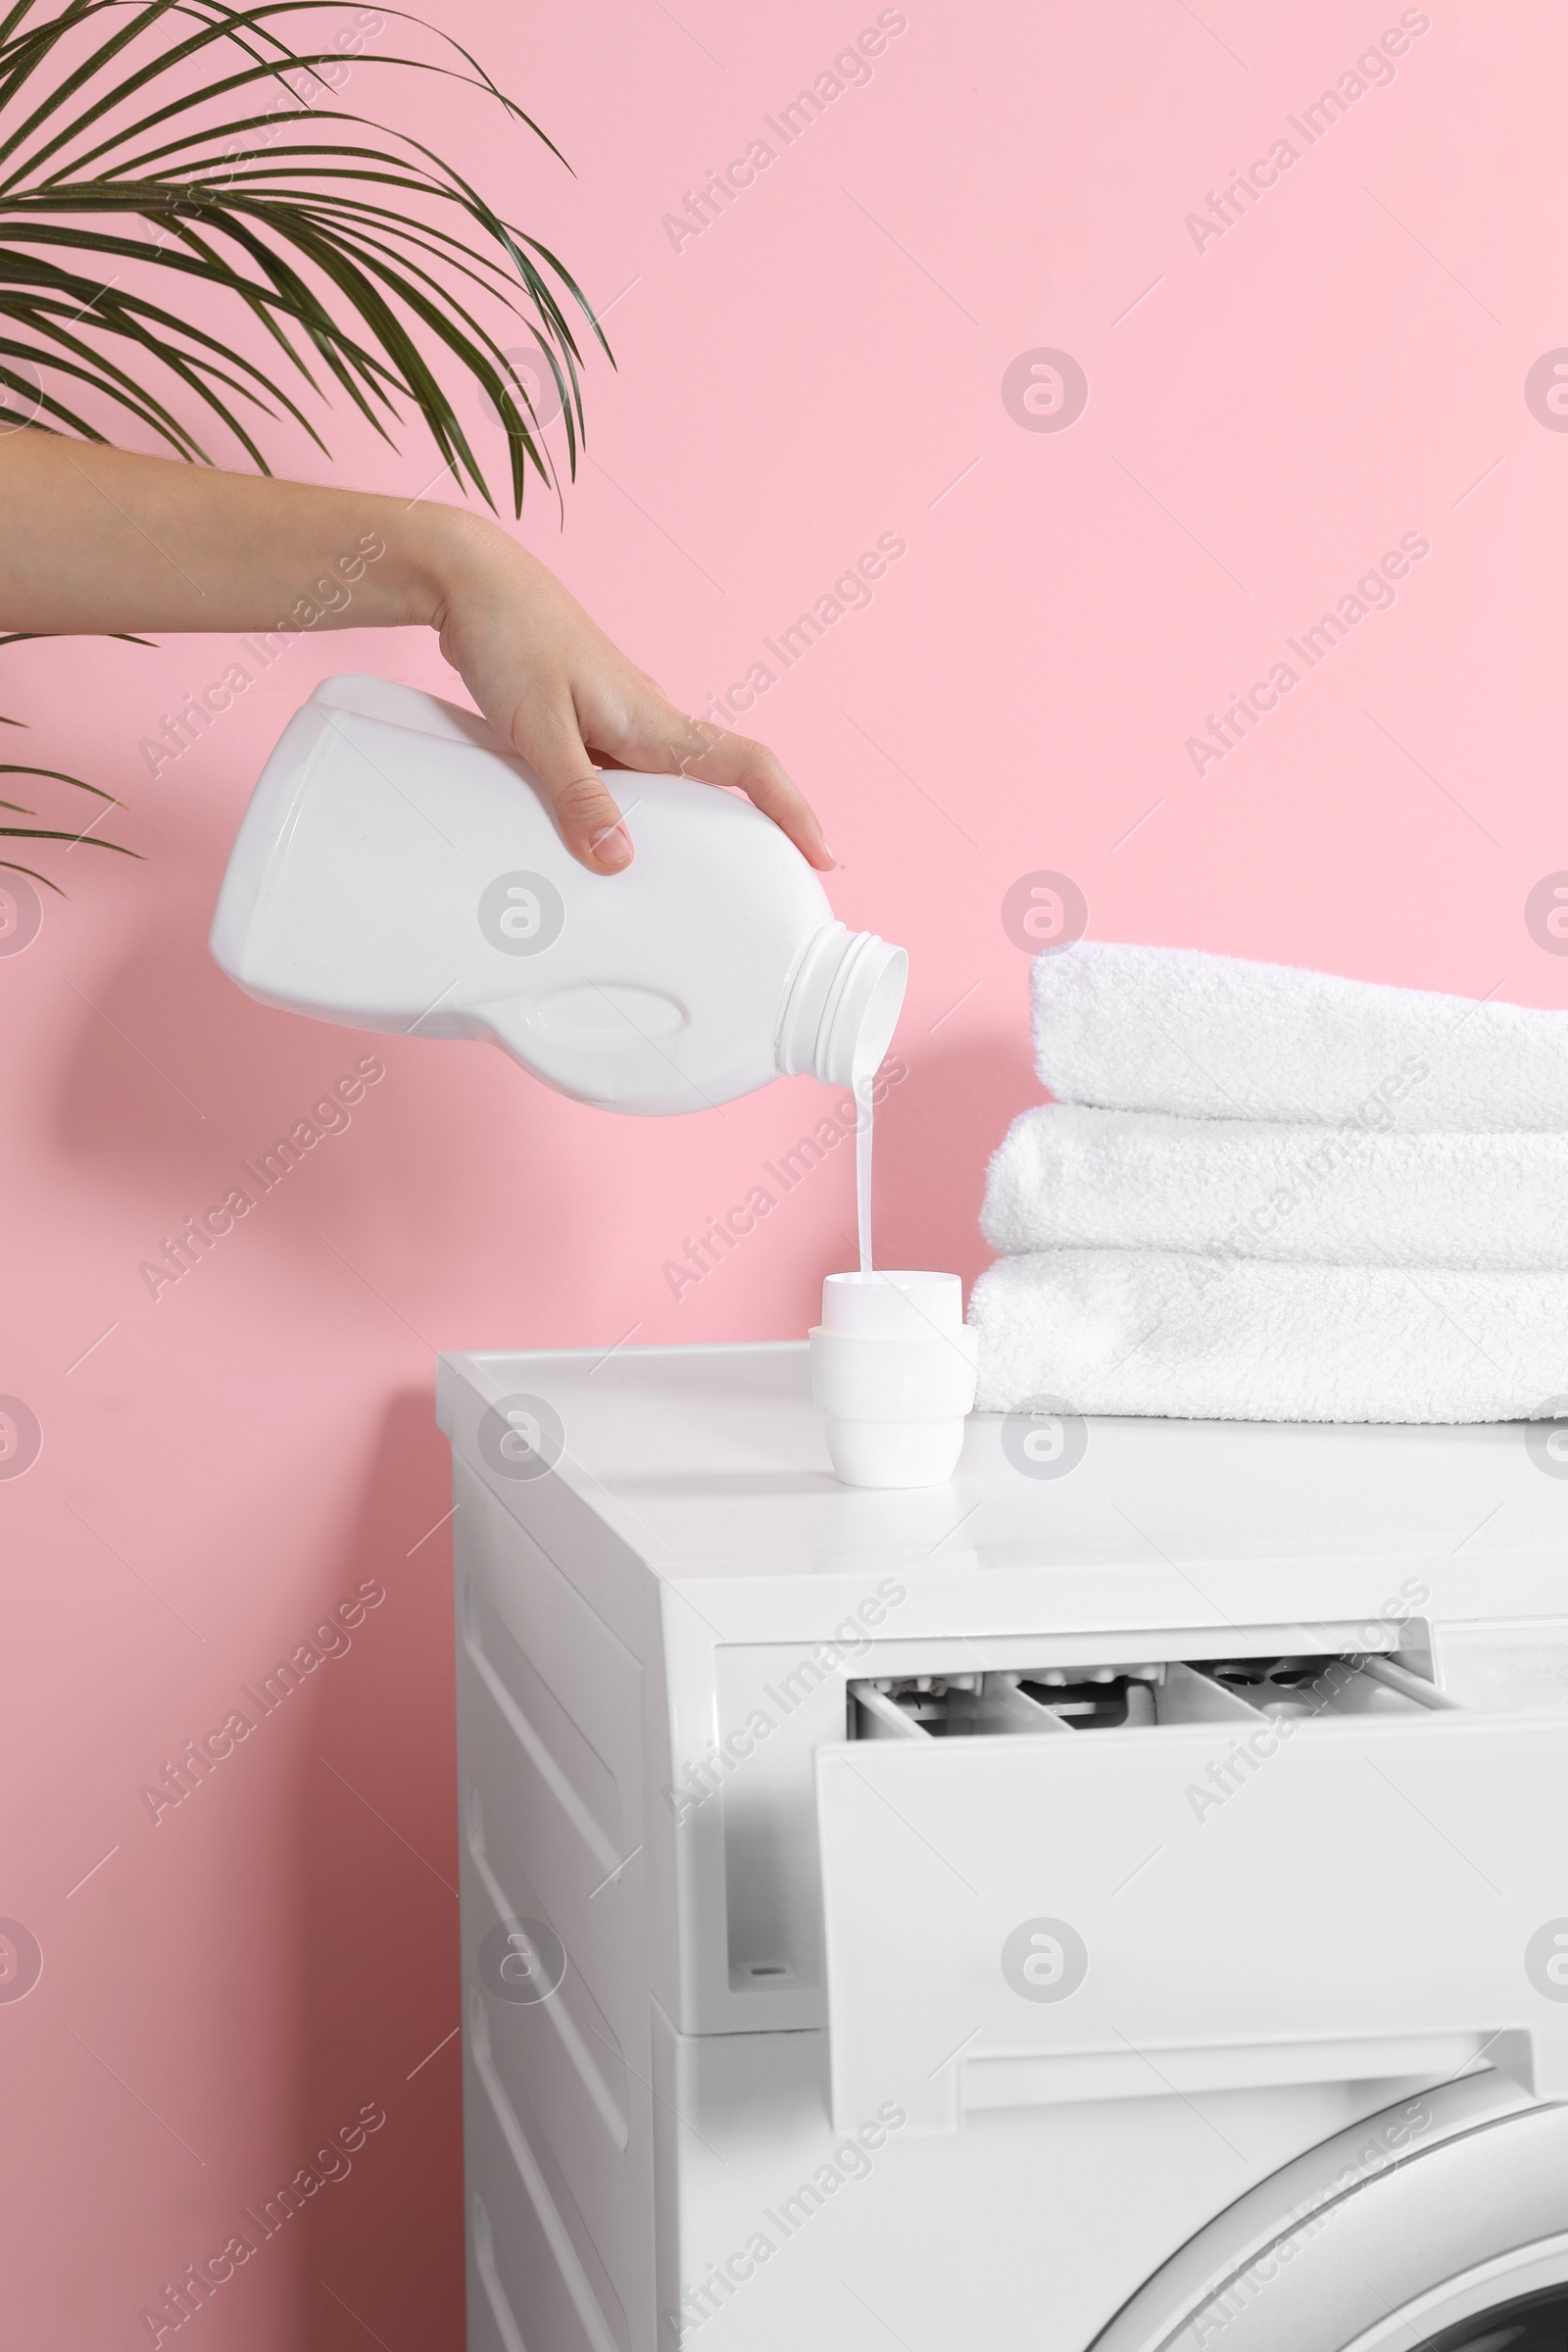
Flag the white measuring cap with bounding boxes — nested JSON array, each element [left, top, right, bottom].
[[809, 1272, 979, 1489]]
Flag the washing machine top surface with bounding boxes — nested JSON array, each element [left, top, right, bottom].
[[438, 1343, 1568, 1634]]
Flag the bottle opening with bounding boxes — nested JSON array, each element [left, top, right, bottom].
[[777, 924, 907, 1089]]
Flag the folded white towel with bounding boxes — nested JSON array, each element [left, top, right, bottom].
[[982, 1103, 1568, 1271], [969, 1250, 1568, 1423], [1034, 943, 1568, 1129]]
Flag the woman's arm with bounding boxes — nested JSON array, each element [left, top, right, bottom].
[[0, 431, 831, 876]]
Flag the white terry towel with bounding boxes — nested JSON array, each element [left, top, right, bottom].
[[969, 1250, 1568, 1424], [982, 1103, 1568, 1271], [1033, 943, 1568, 1128]]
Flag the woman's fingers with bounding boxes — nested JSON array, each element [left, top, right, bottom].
[[612, 696, 835, 870], [521, 707, 633, 872], [430, 527, 833, 876]]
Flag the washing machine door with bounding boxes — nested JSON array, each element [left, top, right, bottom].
[[1090, 2072, 1568, 2352]]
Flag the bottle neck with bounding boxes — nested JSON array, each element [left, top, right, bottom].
[[776, 923, 907, 1088]]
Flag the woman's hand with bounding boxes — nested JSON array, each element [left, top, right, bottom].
[[0, 430, 833, 877], [424, 511, 834, 875]]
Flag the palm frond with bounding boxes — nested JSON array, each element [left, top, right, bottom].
[[2, 758, 119, 794], [0, 0, 605, 880], [0, 0, 608, 500]]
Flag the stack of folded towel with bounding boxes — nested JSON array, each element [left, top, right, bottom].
[[968, 943, 1568, 1422]]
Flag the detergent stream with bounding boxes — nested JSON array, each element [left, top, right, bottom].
[[856, 1073, 874, 1273]]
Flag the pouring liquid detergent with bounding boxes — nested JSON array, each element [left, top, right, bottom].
[[211, 672, 974, 1485], [857, 1077, 875, 1273]]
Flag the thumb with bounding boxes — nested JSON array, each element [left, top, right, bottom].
[[524, 707, 633, 873]]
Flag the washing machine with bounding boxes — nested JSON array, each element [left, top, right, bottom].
[[436, 1341, 1568, 2352]]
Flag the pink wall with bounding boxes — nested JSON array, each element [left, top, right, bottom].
[[2, 0, 1564, 2339]]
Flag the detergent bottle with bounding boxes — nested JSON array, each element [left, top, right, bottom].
[[210, 674, 906, 1115]]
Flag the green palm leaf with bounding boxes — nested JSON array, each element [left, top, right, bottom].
[[0, 0, 607, 878]]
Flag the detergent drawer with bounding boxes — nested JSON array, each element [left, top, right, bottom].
[[816, 1658, 1568, 2134]]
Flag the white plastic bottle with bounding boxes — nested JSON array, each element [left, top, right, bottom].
[[210, 674, 906, 1114]]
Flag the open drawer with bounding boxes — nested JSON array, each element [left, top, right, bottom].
[[816, 1648, 1568, 2133]]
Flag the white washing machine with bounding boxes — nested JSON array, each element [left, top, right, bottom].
[[436, 1342, 1568, 2352]]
